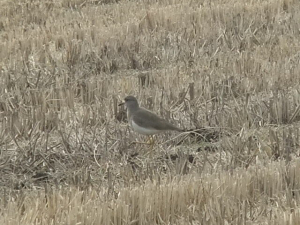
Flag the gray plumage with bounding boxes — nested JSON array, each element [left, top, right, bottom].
[[123, 96, 182, 135]]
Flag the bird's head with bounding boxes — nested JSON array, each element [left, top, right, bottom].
[[119, 96, 139, 111]]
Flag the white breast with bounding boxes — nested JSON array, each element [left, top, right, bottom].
[[131, 120, 162, 135]]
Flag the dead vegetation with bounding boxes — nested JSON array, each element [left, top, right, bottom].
[[0, 0, 300, 224]]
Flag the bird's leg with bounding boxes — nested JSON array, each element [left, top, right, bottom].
[[129, 135, 155, 146], [146, 135, 155, 146]]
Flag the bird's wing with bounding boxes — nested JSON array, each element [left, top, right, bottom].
[[132, 108, 181, 131]]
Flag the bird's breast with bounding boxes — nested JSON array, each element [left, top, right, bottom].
[[131, 120, 162, 135]]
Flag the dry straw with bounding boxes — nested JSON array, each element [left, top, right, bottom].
[[0, 0, 300, 224]]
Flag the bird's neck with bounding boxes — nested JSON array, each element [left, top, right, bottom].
[[127, 105, 139, 120]]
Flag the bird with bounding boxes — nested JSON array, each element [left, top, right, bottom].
[[120, 96, 182, 137]]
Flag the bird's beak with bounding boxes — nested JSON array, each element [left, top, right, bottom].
[[118, 102, 125, 106]]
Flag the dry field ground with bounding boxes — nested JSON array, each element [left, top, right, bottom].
[[0, 0, 300, 224]]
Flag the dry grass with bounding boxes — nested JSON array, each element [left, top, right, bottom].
[[0, 0, 300, 224]]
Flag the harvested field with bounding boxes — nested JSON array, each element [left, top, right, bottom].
[[1, 0, 300, 224]]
